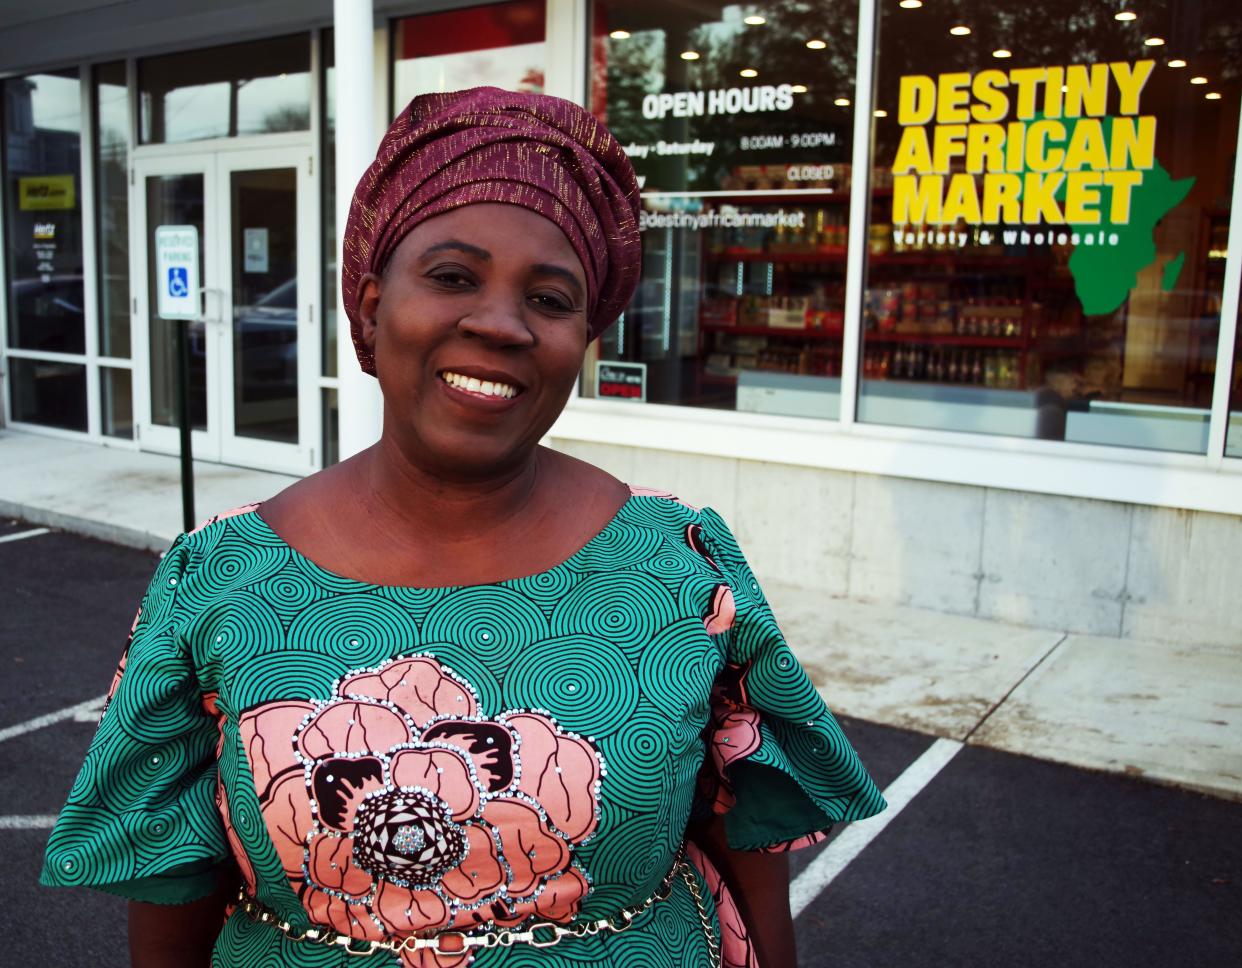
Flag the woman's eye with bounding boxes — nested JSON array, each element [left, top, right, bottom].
[[530, 292, 574, 313], [428, 268, 474, 289]]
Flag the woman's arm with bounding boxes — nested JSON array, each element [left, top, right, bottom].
[[689, 815, 797, 967], [127, 866, 234, 968]]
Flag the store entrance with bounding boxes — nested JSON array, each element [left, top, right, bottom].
[[132, 146, 315, 475]]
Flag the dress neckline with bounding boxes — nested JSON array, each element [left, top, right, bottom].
[[244, 491, 642, 593]]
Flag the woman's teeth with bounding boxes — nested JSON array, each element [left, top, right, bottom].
[[440, 371, 518, 399]]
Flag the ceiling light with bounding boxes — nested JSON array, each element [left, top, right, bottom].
[[744, 15, 766, 25], [1168, 59, 1187, 68], [790, 84, 808, 93], [740, 68, 758, 78], [806, 39, 827, 49], [949, 25, 972, 36], [1144, 37, 1165, 46], [609, 29, 631, 40], [834, 97, 851, 106], [1190, 76, 1208, 84], [874, 109, 888, 117], [1206, 92, 1222, 100], [899, 0, 923, 7], [1114, 11, 1137, 21], [993, 49, 1012, 59], [680, 50, 700, 60]]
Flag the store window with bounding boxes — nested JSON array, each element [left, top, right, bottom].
[[391, 0, 546, 109], [9, 358, 87, 431], [100, 366, 133, 439], [139, 35, 311, 144], [94, 61, 129, 360], [1227, 310, 1242, 459], [860, 0, 1239, 453], [588, 1, 858, 418], [3, 70, 85, 357]]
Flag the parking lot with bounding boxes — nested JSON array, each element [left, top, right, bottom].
[[2, 521, 1239, 967]]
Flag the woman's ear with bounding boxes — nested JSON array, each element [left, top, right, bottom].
[[357, 273, 382, 354]]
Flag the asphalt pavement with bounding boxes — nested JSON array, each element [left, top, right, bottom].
[[2, 522, 1239, 967]]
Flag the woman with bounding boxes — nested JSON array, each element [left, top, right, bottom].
[[42, 88, 885, 967]]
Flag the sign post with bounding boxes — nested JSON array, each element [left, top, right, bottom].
[[154, 225, 200, 533]]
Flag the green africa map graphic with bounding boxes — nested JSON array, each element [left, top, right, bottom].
[[1059, 116, 1195, 315]]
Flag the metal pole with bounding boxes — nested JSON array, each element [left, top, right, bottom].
[[175, 318, 195, 532]]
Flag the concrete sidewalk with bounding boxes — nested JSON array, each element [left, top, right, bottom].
[[2, 428, 1238, 801]]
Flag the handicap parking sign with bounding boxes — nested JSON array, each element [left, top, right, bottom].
[[154, 225, 199, 319], [167, 266, 189, 298]]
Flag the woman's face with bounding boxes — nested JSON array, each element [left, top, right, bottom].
[[359, 203, 590, 481]]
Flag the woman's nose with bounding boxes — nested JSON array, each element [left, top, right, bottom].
[[456, 298, 535, 346]]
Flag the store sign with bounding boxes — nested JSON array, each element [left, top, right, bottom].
[[154, 225, 200, 320], [19, 175, 75, 210], [596, 361, 646, 401], [890, 59, 1195, 314]]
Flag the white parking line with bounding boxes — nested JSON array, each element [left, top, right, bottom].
[[0, 695, 107, 744], [0, 528, 50, 544], [0, 815, 57, 830], [790, 737, 963, 917]]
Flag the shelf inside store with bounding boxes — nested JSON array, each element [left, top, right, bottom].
[[705, 249, 1045, 269], [864, 332, 1026, 348], [701, 323, 844, 340]]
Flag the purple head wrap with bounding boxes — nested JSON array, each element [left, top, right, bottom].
[[342, 86, 642, 375]]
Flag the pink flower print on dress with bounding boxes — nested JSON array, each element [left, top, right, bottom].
[[239, 654, 604, 967]]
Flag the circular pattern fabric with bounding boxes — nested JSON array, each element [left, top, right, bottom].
[[41, 490, 885, 968]]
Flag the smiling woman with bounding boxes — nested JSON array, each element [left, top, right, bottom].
[[41, 87, 885, 968]]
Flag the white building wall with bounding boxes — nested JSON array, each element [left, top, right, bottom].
[[549, 438, 1242, 649]]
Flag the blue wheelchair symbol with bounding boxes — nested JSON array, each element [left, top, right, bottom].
[[167, 266, 189, 298]]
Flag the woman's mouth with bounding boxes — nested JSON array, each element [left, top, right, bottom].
[[438, 370, 522, 401]]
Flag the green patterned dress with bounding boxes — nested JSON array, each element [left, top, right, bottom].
[[42, 488, 885, 967]]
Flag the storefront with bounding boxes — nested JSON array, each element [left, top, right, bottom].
[[2, 1, 1240, 638]]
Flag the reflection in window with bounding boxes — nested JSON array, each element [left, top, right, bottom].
[[860, 0, 1238, 454], [588, 1, 857, 418], [1227, 311, 1242, 458], [10, 357, 87, 431], [3, 70, 85, 357], [100, 366, 133, 439], [95, 61, 130, 358], [139, 35, 311, 144], [392, 0, 546, 109]]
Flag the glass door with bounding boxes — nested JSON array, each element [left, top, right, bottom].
[[218, 148, 314, 471], [132, 146, 315, 474]]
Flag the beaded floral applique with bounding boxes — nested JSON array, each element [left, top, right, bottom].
[[237, 654, 604, 968]]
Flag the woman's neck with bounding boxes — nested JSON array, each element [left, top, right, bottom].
[[352, 436, 548, 548]]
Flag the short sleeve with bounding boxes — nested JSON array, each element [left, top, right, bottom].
[[694, 508, 886, 851], [41, 534, 230, 903]]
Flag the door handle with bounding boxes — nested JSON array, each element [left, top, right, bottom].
[[197, 286, 227, 326]]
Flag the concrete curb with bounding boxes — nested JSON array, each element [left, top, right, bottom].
[[0, 500, 175, 554]]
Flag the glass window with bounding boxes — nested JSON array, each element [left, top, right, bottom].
[[139, 35, 311, 144], [587, 1, 858, 418], [94, 61, 129, 358], [1227, 309, 1242, 459], [323, 29, 337, 378], [860, 0, 1238, 454], [322, 386, 339, 467], [100, 366, 133, 439], [392, 0, 546, 107], [3, 70, 85, 355], [9, 357, 87, 431]]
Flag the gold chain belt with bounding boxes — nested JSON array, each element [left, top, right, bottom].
[[235, 847, 720, 965]]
